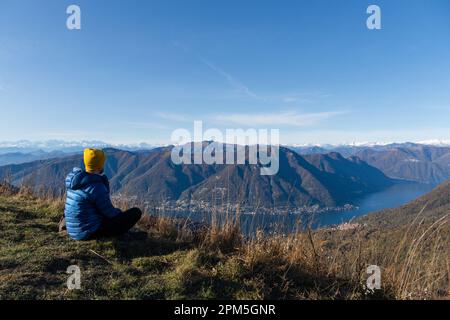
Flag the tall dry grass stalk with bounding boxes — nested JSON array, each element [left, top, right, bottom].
[[384, 212, 449, 299]]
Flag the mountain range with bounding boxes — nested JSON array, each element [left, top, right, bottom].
[[0, 140, 157, 155], [290, 142, 450, 184], [2, 141, 450, 185], [0, 145, 392, 210], [0, 150, 74, 167]]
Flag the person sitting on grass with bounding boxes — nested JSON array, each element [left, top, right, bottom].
[[61, 148, 142, 240]]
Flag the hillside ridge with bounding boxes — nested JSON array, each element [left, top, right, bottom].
[[0, 146, 392, 210]]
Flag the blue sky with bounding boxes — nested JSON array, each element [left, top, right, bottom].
[[0, 0, 450, 145]]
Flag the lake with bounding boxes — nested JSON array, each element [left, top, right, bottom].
[[159, 182, 437, 235], [302, 181, 436, 228]]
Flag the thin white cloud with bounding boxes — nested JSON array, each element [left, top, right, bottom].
[[209, 110, 345, 127], [282, 97, 300, 103], [279, 92, 330, 104], [156, 112, 192, 123], [122, 121, 169, 130], [172, 42, 335, 105], [155, 110, 345, 127], [173, 41, 260, 100], [199, 58, 259, 99], [42, 131, 103, 139]]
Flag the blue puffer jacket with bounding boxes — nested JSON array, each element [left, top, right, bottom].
[[64, 168, 121, 240]]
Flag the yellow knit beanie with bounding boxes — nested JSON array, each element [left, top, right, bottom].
[[83, 148, 106, 173]]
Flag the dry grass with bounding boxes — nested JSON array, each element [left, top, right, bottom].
[[380, 213, 449, 299], [0, 183, 448, 300]]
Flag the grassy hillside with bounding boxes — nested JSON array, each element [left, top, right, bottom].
[[0, 184, 448, 300], [359, 180, 450, 228]]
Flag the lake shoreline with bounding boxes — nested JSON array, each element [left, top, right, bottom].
[[151, 181, 437, 234]]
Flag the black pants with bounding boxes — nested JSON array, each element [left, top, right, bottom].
[[91, 207, 142, 239]]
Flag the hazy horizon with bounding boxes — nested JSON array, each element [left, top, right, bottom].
[[1, 138, 450, 149]]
